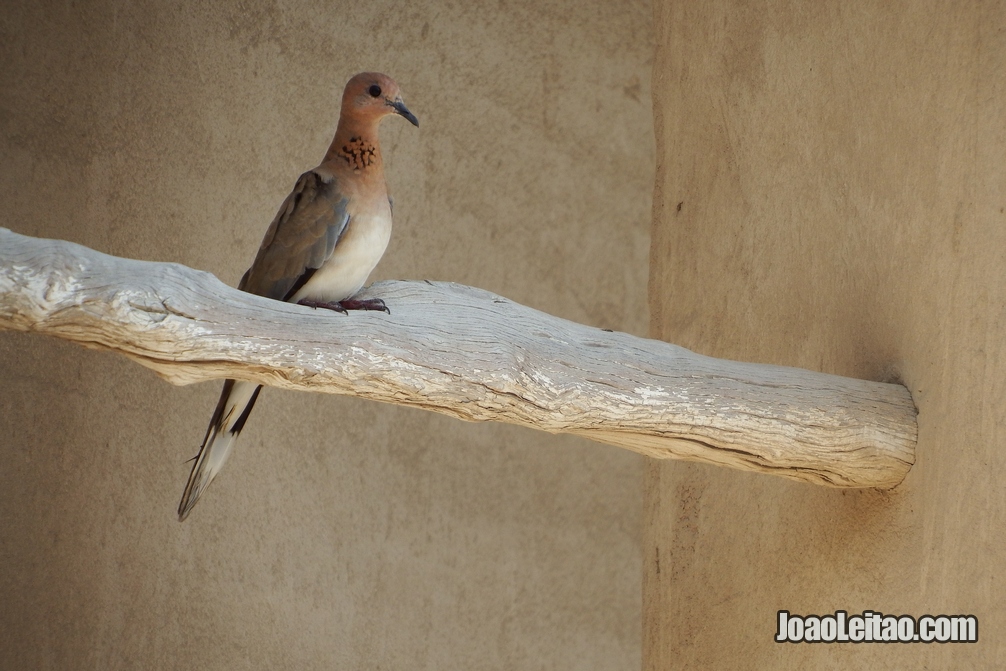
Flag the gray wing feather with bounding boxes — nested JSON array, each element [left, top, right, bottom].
[[239, 170, 350, 300]]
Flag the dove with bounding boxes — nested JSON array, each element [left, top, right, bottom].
[[178, 72, 418, 520]]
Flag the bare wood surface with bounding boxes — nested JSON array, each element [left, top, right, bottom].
[[0, 228, 916, 488]]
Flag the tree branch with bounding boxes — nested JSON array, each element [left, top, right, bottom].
[[0, 228, 916, 488]]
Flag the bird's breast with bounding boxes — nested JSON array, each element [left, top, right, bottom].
[[291, 201, 393, 304]]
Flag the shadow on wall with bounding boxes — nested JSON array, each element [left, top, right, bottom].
[[0, 0, 654, 669]]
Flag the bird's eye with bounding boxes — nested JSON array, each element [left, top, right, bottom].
[[368, 85, 382, 98]]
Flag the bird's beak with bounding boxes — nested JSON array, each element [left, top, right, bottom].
[[389, 99, 419, 127]]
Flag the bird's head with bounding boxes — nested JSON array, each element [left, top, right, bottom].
[[341, 72, 419, 128]]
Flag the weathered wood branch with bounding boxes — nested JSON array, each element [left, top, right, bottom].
[[0, 228, 916, 488]]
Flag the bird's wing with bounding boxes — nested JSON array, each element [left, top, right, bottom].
[[177, 171, 349, 520], [240, 170, 351, 301]]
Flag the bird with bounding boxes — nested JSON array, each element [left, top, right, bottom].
[[177, 72, 419, 521]]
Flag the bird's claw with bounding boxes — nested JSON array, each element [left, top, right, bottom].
[[297, 298, 348, 314], [297, 297, 389, 315], [341, 297, 390, 314]]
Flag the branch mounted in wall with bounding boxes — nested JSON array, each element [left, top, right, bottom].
[[0, 228, 917, 488]]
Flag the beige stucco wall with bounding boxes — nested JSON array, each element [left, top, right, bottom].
[[646, 1, 1005, 668], [0, 2, 652, 669]]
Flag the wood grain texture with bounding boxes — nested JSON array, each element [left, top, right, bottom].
[[0, 228, 916, 487]]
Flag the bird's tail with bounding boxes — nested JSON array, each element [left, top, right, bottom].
[[177, 379, 262, 521]]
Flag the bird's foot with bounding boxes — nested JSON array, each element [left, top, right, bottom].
[[341, 297, 391, 314], [297, 298, 348, 314], [296, 297, 390, 314]]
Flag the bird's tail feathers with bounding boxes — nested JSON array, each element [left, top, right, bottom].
[[177, 380, 262, 521]]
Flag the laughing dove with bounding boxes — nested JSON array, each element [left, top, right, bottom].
[[177, 72, 419, 521]]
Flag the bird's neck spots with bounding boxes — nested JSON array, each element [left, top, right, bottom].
[[333, 135, 381, 173]]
